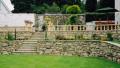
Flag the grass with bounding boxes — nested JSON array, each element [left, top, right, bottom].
[[0, 55, 120, 68], [112, 40, 120, 44]]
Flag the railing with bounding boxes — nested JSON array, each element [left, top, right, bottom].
[[47, 24, 120, 32], [0, 27, 33, 32]]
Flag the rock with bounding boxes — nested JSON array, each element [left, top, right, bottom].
[[2, 51, 9, 55]]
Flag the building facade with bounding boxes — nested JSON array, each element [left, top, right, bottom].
[[0, 0, 11, 14], [115, 0, 120, 24]]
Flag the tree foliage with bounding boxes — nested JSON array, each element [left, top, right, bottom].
[[11, 0, 35, 13], [46, 3, 60, 13], [11, 0, 84, 13]]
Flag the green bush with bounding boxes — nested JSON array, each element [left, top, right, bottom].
[[75, 35, 84, 40], [6, 33, 15, 41], [56, 35, 66, 40], [66, 15, 78, 25], [66, 5, 81, 14], [92, 34, 101, 40], [107, 33, 113, 41], [56, 35, 74, 40]]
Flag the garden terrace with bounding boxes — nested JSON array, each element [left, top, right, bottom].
[[36, 40, 120, 63]]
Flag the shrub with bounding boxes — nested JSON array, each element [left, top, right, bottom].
[[66, 15, 78, 25], [92, 34, 97, 40], [75, 34, 84, 40], [7, 33, 15, 41], [56, 35, 66, 40], [107, 33, 113, 41], [92, 34, 101, 40], [66, 5, 81, 14]]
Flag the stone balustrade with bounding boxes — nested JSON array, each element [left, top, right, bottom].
[[0, 26, 33, 32], [47, 24, 120, 32]]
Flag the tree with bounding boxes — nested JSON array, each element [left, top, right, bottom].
[[11, 0, 35, 13], [66, 5, 81, 14], [32, 5, 46, 14], [99, 0, 114, 8], [85, 0, 97, 12], [61, 5, 69, 13], [46, 3, 60, 13], [11, 0, 84, 13]]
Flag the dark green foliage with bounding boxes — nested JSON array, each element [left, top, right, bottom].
[[11, 0, 35, 13], [107, 33, 113, 41], [46, 3, 60, 13], [32, 5, 46, 14], [61, 5, 69, 13], [32, 3, 60, 14], [11, 0, 85, 13]]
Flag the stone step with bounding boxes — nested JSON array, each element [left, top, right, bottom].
[[17, 49, 36, 51], [31, 38, 45, 40], [32, 34, 45, 35], [31, 36, 45, 38], [22, 42, 38, 44], [23, 40, 38, 42], [13, 51, 37, 53]]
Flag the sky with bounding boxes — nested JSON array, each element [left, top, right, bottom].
[[3, 0, 14, 11]]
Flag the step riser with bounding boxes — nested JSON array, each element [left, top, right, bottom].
[[23, 42, 38, 43], [15, 32, 46, 54]]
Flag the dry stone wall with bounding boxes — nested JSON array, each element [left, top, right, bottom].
[[37, 41, 120, 63]]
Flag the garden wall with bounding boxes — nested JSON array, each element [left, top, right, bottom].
[[37, 41, 120, 63]]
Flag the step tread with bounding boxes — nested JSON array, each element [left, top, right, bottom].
[[13, 51, 37, 53]]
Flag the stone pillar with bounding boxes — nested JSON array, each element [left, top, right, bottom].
[[25, 20, 33, 32]]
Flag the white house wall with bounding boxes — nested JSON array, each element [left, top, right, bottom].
[[0, 0, 11, 14], [0, 14, 35, 26], [115, 0, 120, 24]]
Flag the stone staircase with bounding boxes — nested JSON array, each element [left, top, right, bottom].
[[13, 32, 45, 54], [31, 32, 45, 40]]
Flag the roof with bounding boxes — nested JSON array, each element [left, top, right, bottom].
[[96, 7, 119, 12], [0, 0, 11, 13]]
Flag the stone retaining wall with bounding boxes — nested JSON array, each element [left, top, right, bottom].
[[37, 41, 120, 63], [0, 32, 33, 40]]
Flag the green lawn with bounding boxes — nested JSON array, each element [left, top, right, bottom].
[[0, 55, 120, 68], [113, 40, 120, 44]]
